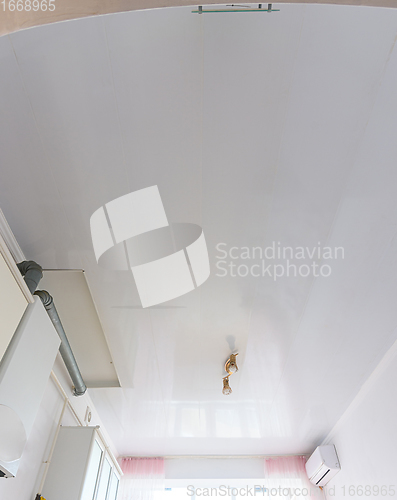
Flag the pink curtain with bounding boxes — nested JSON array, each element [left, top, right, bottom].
[[264, 456, 324, 499], [119, 458, 165, 500]]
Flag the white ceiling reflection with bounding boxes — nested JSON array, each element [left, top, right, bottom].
[[1, 4, 397, 456]]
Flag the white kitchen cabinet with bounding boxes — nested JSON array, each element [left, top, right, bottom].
[[0, 252, 28, 364], [107, 471, 120, 500], [42, 426, 120, 500], [0, 298, 60, 477]]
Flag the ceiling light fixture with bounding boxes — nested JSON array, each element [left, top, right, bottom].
[[225, 353, 239, 375], [192, 4, 280, 14], [222, 353, 239, 395], [222, 376, 233, 396]]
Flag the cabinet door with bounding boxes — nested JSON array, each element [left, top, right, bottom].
[[81, 439, 103, 500], [96, 455, 112, 500], [107, 471, 120, 500], [0, 252, 28, 364]]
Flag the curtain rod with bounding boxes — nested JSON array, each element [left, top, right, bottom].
[[119, 454, 308, 459]]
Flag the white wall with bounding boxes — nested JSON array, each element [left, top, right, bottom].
[[0, 354, 119, 499], [322, 339, 397, 500]]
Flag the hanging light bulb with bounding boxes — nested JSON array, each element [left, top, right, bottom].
[[222, 376, 232, 395], [225, 353, 239, 375]]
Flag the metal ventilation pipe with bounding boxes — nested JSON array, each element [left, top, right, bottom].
[[34, 291, 87, 396], [16, 260, 43, 295], [17, 261, 87, 397]]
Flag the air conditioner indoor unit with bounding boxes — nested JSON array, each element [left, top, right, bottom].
[[305, 445, 340, 486]]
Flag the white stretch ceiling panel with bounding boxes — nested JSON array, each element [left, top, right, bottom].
[[1, 4, 397, 456], [39, 271, 120, 388]]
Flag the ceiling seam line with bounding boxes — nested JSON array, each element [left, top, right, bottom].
[[147, 308, 170, 439], [266, 26, 397, 419], [119, 453, 309, 459], [199, 13, 205, 429], [310, 23, 397, 277], [102, 17, 132, 195], [240, 5, 307, 415], [322, 329, 397, 447], [243, 4, 307, 355], [315, 223, 397, 402], [6, 34, 84, 270], [285, 22, 397, 396]]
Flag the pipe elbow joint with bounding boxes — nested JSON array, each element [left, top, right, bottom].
[[34, 290, 53, 309], [17, 260, 43, 275], [17, 260, 43, 294], [72, 386, 87, 397]]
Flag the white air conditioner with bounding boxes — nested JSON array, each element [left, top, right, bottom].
[[305, 445, 340, 486]]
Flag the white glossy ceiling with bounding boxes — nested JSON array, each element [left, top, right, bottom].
[[1, 4, 397, 456]]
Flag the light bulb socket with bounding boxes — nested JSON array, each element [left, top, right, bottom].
[[222, 376, 232, 395], [225, 353, 239, 375]]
